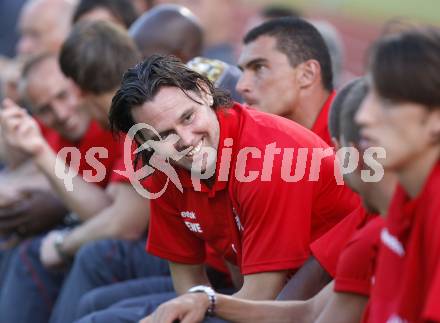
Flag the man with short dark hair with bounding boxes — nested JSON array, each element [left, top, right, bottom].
[[237, 17, 334, 146]]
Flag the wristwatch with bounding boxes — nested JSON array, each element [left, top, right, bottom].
[[187, 285, 216, 316]]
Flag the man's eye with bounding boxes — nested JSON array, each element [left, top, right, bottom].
[[57, 90, 68, 100], [254, 64, 265, 72], [183, 112, 194, 124]]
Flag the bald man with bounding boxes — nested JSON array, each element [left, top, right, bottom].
[[0, 0, 76, 109], [17, 0, 77, 58], [129, 4, 203, 62]]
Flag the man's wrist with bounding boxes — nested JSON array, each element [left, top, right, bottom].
[[53, 230, 73, 263], [32, 141, 52, 165], [188, 285, 216, 316]]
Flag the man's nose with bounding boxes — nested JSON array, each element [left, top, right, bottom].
[[52, 103, 71, 122], [175, 128, 194, 150], [236, 71, 251, 95], [355, 94, 375, 127]]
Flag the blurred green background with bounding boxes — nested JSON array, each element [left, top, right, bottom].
[[247, 0, 440, 25]]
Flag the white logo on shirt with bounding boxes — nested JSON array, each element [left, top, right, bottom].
[[231, 244, 237, 253], [381, 228, 405, 257], [181, 211, 196, 219], [387, 314, 408, 323], [232, 208, 244, 232], [181, 211, 203, 233]]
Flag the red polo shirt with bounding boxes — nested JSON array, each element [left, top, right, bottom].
[[147, 103, 359, 275], [311, 91, 335, 147], [40, 121, 126, 187], [334, 216, 383, 297], [311, 205, 376, 277], [367, 162, 440, 323]]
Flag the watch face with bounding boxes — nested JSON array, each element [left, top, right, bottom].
[[188, 285, 216, 316]]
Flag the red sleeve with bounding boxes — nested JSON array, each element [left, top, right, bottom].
[[146, 174, 205, 264], [311, 206, 368, 277], [334, 217, 383, 297]]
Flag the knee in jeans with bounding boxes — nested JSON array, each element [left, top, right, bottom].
[[74, 240, 114, 271]]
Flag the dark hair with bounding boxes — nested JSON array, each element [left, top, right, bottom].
[[244, 17, 333, 91], [370, 27, 440, 108], [59, 20, 141, 94], [109, 54, 231, 165], [73, 0, 138, 28], [340, 78, 368, 145], [328, 78, 360, 139], [261, 5, 301, 20]]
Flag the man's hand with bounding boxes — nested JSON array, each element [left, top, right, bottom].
[[0, 189, 67, 236], [40, 230, 65, 268], [0, 190, 21, 208], [0, 98, 46, 156], [140, 293, 210, 323]]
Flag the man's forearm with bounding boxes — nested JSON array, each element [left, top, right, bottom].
[[214, 295, 313, 323], [60, 184, 149, 256], [61, 207, 139, 255], [32, 142, 112, 220], [233, 271, 288, 300], [277, 256, 332, 301]]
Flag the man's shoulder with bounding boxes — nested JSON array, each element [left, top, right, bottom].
[[227, 103, 327, 150]]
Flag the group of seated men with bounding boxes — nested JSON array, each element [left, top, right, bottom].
[[0, 1, 439, 323]]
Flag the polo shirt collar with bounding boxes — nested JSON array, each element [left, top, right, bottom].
[[388, 161, 440, 237], [311, 91, 335, 144]]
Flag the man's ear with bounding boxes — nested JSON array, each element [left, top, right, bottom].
[[68, 79, 84, 98], [428, 109, 440, 144], [296, 60, 321, 89]]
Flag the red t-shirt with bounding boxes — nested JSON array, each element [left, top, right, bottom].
[[147, 103, 359, 275], [40, 121, 127, 187], [334, 216, 384, 297], [311, 91, 335, 147], [367, 162, 440, 323], [311, 205, 376, 277]]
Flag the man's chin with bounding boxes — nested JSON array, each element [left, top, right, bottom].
[[246, 103, 267, 113]]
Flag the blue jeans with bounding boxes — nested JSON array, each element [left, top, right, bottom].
[[75, 291, 231, 323], [76, 276, 174, 319], [0, 236, 66, 323], [75, 291, 177, 323], [50, 239, 170, 323], [0, 242, 17, 287], [0, 237, 169, 323]]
